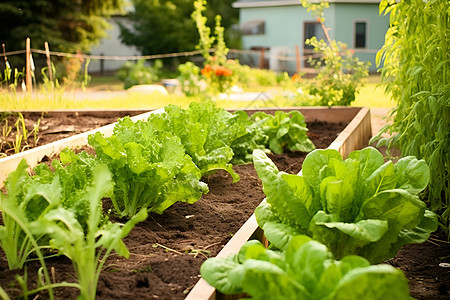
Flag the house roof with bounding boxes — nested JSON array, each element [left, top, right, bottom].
[[232, 0, 381, 8]]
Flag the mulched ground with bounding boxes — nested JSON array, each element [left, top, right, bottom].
[[0, 112, 448, 299]]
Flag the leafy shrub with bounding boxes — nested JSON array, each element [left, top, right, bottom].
[[226, 62, 280, 89], [201, 236, 411, 299], [177, 61, 204, 96], [306, 37, 369, 106], [117, 59, 163, 89], [253, 147, 437, 263]]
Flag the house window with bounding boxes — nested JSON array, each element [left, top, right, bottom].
[[304, 22, 323, 49], [355, 21, 367, 48], [303, 22, 325, 67], [241, 20, 265, 35]]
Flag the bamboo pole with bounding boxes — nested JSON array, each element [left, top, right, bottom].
[[25, 37, 32, 92], [44, 42, 53, 81]]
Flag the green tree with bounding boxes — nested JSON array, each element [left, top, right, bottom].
[[0, 0, 124, 53], [119, 0, 239, 55]]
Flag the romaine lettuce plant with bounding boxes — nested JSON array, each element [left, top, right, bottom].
[[148, 102, 248, 182], [201, 235, 410, 299], [230, 110, 315, 164], [253, 147, 438, 263], [30, 165, 147, 300], [250, 110, 315, 155], [87, 116, 209, 218]]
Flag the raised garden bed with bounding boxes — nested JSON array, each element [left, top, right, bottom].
[[0, 107, 447, 299]]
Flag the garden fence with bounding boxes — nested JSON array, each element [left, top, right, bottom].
[[1, 38, 320, 91]]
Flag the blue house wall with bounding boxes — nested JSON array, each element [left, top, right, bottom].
[[233, 0, 389, 73]]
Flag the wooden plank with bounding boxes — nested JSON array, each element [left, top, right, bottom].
[[328, 107, 372, 157]]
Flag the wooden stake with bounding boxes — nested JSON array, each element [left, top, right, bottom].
[[2, 43, 7, 64], [259, 48, 265, 69], [295, 45, 301, 74], [25, 37, 32, 92], [44, 42, 53, 81]]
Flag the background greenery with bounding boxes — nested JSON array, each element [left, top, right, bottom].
[[374, 0, 449, 235]]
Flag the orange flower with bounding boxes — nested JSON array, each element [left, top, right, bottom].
[[201, 64, 213, 78], [349, 49, 355, 55], [292, 73, 302, 83], [316, 17, 321, 23], [214, 66, 233, 77]]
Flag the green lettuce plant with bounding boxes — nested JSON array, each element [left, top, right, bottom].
[[253, 147, 437, 263], [201, 235, 410, 299], [250, 111, 315, 155], [148, 102, 248, 182], [231, 110, 315, 164], [87, 116, 209, 218]]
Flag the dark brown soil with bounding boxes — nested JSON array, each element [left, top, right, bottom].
[[0, 111, 145, 156], [0, 114, 447, 300]]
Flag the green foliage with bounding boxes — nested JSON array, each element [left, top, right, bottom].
[[226, 62, 281, 88], [253, 147, 437, 263], [119, 0, 239, 55], [300, 0, 329, 21], [119, 0, 198, 55], [117, 59, 163, 89], [201, 236, 410, 299], [0, 160, 60, 270], [231, 110, 315, 163], [192, 0, 215, 63], [148, 102, 248, 182], [87, 116, 208, 218], [251, 111, 315, 155], [373, 0, 449, 235], [177, 61, 204, 96], [0, 0, 123, 57], [306, 37, 370, 106], [30, 165, 147, 300]]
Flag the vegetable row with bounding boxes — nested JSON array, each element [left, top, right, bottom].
[[0, 102, 314, 299], [201, 147, 438, 299]]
